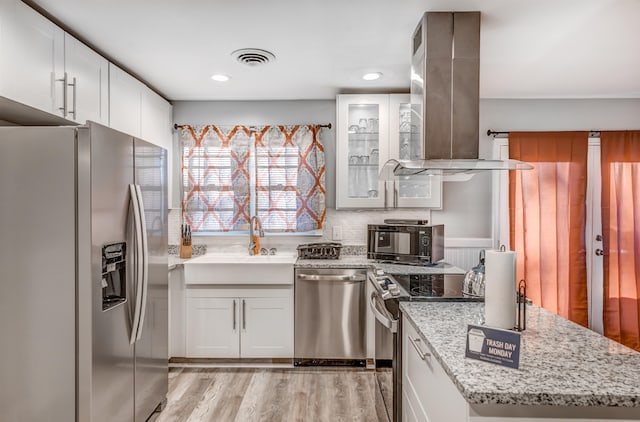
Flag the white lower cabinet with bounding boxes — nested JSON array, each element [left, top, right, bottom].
[[403, 315, 467, 422], [186, 297, 239, 358], [402, 315, 640, 422], [185, 287, 293, 359], [241, 297, 293, 358]]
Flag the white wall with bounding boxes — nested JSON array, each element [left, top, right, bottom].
[[173, 100, 441, 251], [432, 98, 640, 238], [171, 99, 640, 250]]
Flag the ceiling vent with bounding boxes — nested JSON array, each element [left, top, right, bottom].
[[232, 48, 276, 66]]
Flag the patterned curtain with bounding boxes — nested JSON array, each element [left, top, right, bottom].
[[255, 125, 326, 232], [180, 125, 251, 232], [180, 124, 326, 233]]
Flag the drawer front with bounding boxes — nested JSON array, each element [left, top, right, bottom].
[[403, 379, 430, 422], [403, 388, 429, 422], [403, 316, 468, 422]]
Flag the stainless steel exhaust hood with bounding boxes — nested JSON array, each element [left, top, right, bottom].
[[385, 11, 532, 177]]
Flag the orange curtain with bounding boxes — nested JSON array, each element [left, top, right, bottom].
[[509, 132, 589, 326], [601, 131, 640, 351]]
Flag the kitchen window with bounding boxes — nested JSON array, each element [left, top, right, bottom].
[[180, 124, 326, 235]]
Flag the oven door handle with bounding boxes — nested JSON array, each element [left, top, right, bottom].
[[369, 292, 398, 333]]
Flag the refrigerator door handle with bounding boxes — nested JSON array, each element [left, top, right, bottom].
[[134, 184, 149, 341], [129, 184, 144, 344]]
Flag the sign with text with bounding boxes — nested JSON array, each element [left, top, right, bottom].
[[465, 324, 521, 369]]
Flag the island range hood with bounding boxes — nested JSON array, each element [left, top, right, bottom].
[[384, 11, 532, 177]]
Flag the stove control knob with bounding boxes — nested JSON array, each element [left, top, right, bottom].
[[388, 284, 400, 296], [375, 269, 385, 276]]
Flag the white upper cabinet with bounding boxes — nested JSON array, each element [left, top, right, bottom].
[[336, 94, 441, 209], [336, 94, 390, 209], [110, 64, 173, 205], [0, 1, 64, 116], [141, 85, 172, 151], [0, 2, 107, 124], [109, 63, 143, 137], [388, 94, 442, 208], [109, 63, 172, 150], [64, 34, 108, 125]]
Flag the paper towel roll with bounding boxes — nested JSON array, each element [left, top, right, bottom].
[[484, 249, 517, 329]]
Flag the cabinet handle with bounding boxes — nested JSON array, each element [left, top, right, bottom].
[[56, 72, 68, 117], [394, 185, 398, 208], [242, 299, 246, 330], [232, 300, 236, 330], [384, 181, 388, 209], [68, 76, 77, 120], [409, 336, 430, 360]]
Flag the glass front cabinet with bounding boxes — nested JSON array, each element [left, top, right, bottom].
[[336, 94, 441, 209]]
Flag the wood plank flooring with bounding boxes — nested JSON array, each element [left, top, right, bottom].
[[156, 367, 390, 422]]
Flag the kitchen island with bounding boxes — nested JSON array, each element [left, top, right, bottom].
[[400, 301, 640, 421]]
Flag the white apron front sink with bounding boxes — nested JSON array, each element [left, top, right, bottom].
[[184, 253, 296, 285]]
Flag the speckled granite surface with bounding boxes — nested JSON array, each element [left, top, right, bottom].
[[295, 255, 372, 268], [341, 245, 367, 256], [295, 255, 466, 275], [168, 255, 190, 270], [400, 301, 640, 407], [168, 244, 207, 257]]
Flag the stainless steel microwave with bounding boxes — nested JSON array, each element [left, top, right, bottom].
[[367, 223, 444, 264]]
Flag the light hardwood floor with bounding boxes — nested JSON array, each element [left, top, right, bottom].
[[155, 367, 390, 422]]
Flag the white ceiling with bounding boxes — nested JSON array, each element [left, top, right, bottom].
[[29, 0, 640, 101]]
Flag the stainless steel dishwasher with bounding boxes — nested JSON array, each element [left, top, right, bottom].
[[294, 268, 367, 366]]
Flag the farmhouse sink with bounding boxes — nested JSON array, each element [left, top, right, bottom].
[[184, 252, 297, 285]]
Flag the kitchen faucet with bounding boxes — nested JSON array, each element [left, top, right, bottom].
[[249, 216, 264, 255]]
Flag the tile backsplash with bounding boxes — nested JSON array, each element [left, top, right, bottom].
[[168, 208, 431, 251], [169, 208, 487, 270]]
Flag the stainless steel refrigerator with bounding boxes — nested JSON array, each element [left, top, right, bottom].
[[0, 122, 168, 421]]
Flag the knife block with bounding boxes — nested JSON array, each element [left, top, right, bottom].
[[179, 243, 192, 259]]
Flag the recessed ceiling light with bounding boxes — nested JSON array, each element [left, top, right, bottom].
[[362, 72, 383, 81], [211, 74, 231, 82]]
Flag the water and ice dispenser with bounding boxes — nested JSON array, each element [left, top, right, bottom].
[[101, 242, 127, 311]]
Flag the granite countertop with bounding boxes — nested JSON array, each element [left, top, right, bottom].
[[400, 301, 640, 407], [168, 255, 191, 270], [295, 255, 372, 268], [295, 255, 466, 274]]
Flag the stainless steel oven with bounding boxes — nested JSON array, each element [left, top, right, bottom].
[[369, 265, 480, 422], [368, 270, 407, 422], [367, 223, 444, 265]]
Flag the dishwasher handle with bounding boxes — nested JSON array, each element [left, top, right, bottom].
[[297, 273, 366, 282], [369, 292, 398, 333]]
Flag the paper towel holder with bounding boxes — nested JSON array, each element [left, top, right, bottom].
[[515, 279, 527, 332]]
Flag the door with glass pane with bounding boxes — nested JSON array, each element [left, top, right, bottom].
[[389, 94, 442, 208], [336, 95, 389, 208]]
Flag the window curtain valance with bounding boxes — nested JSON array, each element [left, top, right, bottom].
[[180, 124, 326, 233]]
